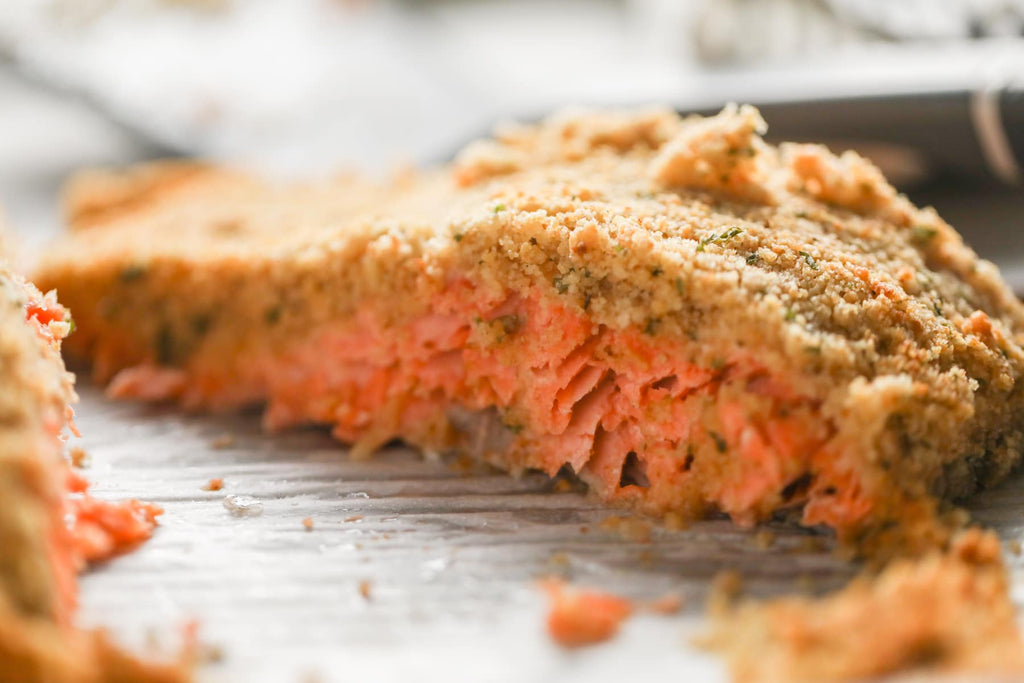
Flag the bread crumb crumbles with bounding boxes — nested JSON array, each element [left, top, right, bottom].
[[703, 530, 1024, 682], [69, 446, 90, 468], [302, 517, 314, 531], [201, 478, 224, 491]]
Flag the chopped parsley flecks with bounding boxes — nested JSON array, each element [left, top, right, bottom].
[[696, 227, 744, 253], [493, 203, 507, 213], [746, 253, 759, 264], [912, 225, 938, 243], [799, 251, 819, 270], [497, 314, 523, 336], [155, 325, 176, 366], [119, 265, 147, 283], [709, 431, 728, 453], [264, 306, 283, 326]]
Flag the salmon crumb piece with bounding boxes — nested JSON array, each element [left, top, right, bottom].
[[358, 580, 372, 600], [343, 515, 363, 523], [703, 530, 1024, 682], [201, 478, 224, 491], [540, 578, 634, 648], [643, 592, 685, 615], [302, 517, 314, 531]]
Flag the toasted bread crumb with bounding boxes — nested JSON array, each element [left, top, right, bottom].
[[753, 530, 776, 550], [201, 478, 224, 492], [344, 515, 363, 523], [358, 580, 372, 600], [209, 434, 235, 449], [302, 517, 314, 531], [704, 530, 1024, 682], [599, 515, 652, 543], [68, 446, 90, 469]]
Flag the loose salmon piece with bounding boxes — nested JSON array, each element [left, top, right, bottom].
[[34, 105, 1024, 559]]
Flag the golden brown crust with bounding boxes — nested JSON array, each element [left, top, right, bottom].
[[703, 529, 1024, 682], [0, 262, 76, 620], [34, 106, 1024, 553]]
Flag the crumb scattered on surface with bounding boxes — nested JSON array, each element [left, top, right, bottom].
[[302, 517, 314, 531], [708, 569, 744, 615], [599, 515, 651, 543], [222, 494, 263, 517], [358, 580, 372, 600], [703, 530, 1024, 682], [540, 578, 633, 648], [753, 530, 776, 550], [343, 515, 363, 523], [209, 434, 235, 449], [662, 511, 689, 531], [643, 592, 686, 615], [201, 477, 224, 492], [548, 552, 570, 568], [796, 535, 827, 554], [69, 446, 90, 468], [1008, 539, 1022, 556]]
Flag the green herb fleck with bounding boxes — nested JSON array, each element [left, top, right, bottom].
[[264, 306, 283, 326], [805, 345, 822, 354], [529, 237, 538, 245], [191, 314, 212, 336], [644, 318, 659, 336], [710, 357, 725, 370], [583, 293, 592, 311], [650, 266, 663, 277], [709, 431, 728, 453], [675, 277, 685, 296], [504, 422, 524, 435], [155, 325, 175, 366], [746, 253, 759, 264], [119, 265, 147, 283], [497, 315, 522, 336], [933, 303, 943, 317], [554, 276, 570, 294], [453, 233, 464, 242], [493, 203, 506, 213], [67, 316, 76, 334], [799, 251, 819, 270], [912, 225, 938, 243], [784, 308, 797, 322], [614, 244, 627, 254], [696, 227, 744, 252]]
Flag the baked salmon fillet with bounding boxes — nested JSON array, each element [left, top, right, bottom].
[[0, 251, 186, 680], [36, 106, 1024, 555]]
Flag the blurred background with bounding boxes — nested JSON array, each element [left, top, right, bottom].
[[0, 0, 1022, 287]]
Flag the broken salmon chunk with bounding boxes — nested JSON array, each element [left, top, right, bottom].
[[35, 105, 1024, 557], [0, 252, 187, 681]]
